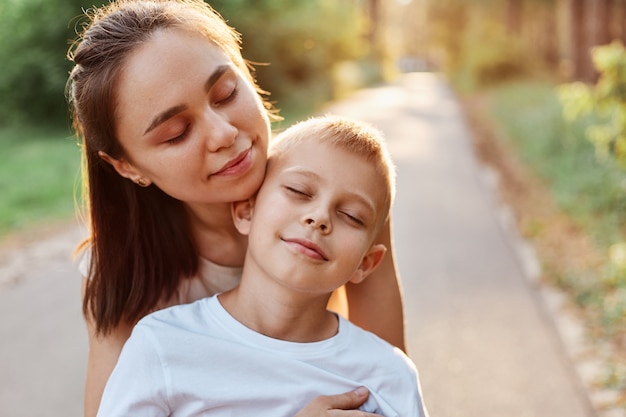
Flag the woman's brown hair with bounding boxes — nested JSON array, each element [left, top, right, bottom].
[[66, 0, 267, 335]]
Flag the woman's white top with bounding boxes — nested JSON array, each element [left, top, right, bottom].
[[79, 252, 242, 310]]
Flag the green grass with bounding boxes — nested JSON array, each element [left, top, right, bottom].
[[485, 80, 626, 249], [0, 128, 81, 238], [481, 79, 626, 394]]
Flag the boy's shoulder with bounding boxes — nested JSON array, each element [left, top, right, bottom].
[[338, 316, 417, 374]]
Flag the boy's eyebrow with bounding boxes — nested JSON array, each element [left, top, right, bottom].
[[143, 65, 232, 135]]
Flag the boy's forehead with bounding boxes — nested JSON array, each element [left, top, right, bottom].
[[267, 138, 315, 168], [267, 140, 388, 206]]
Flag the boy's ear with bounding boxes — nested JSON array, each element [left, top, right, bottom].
[[98, 151, 150, 185], [348, 244, 387, 285], [231, 199, 254, 235]]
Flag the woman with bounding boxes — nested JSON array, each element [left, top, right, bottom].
[[66, 1, 406, 416]]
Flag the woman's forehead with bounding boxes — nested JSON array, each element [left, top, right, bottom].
[[114, 30, 233, 133]]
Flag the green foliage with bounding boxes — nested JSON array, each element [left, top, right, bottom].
[[211, 0, 368, 113], [0, 0, 368, 129], [0, 0, 96, 128], [559, 40, 626, 168], [465, 22, 529, 89], [489, 81, 626, 248], [486, 80, 626, 391], [428, 0, 541, 92]]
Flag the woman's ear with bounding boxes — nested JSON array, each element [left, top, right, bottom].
[[98, 151, 150, 186], [231, 199, 254, 235], [349, 244, 387, 285]]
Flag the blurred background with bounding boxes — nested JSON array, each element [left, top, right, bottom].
[[1, 0, 626, 412]]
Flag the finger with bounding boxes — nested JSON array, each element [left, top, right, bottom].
[[320, 386, 370, 410], [294, 387, 383, 417]]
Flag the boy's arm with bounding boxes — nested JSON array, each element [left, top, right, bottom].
[[344, 217, 406, 352], [96, 325, 170, 417], [397, 351, 430, 417]]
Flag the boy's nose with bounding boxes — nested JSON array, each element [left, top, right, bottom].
[[304, 216, 331, 234]]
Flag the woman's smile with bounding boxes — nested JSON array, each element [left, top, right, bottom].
[[211, 147, 253, 177]]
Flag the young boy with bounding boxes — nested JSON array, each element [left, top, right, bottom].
[[97, 115, 428, 417]]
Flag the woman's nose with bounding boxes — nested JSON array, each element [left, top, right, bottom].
[[202, 110, 237, 152]]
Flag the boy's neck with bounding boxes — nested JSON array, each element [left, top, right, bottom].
[[218, 281, 339, 343]]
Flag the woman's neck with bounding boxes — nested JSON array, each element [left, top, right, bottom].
[[184, 202, 247, 267]]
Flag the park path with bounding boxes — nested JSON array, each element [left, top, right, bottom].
[[0, 72, 597, 417], [325, 72, 595, 417]]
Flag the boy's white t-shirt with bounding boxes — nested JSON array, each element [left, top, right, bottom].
[[97, 295, 428, 417]]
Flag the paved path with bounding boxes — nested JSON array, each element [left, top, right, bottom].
[[0, 72, 595, 417], [0, 226, 87, 417], [326, 73, 595, 417]]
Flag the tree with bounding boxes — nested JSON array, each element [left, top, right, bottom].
[[560, 40, 626, 166], [505, 0, 523, 36], [0, 0, 95, 128], [0, 0, 369, 129], [211, 0, 368, 112]]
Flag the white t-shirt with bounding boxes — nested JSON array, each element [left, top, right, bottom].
[[97, 296, 428, 417]]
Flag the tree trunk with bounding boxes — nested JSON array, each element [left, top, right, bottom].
[[505, 0, 523, 36], [612, 0, 626, 44], [586, 0, 613, 81], [569, 0, 588, 80], [539, 5, 560, 69], [367, 0, 381, 60]]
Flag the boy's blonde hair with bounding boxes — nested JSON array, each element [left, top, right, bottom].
[[270, 115, 396, 229]]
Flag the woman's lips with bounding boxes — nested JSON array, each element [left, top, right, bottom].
[[282, 238, 328, 261], [212, 148, 252, 176]]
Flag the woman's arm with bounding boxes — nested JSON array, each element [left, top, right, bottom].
[[344, 217, 406, 352], [82, 279, 134, 417]]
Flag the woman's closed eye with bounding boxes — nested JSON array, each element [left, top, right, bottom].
[[166, 124, 190, 145], [213, 81, 239, 106], [217, 86, 238, 105]]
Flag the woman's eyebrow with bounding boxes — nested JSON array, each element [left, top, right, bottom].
[[143, 104, 187, 135], [143, 65, 233, 135], [204, 64, 231, 93]]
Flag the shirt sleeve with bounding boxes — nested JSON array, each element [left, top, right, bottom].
[[96, 324, 171, 417], [392, 349, 430, 417]]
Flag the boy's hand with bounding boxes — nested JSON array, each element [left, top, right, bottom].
[[294, 387, 382, 416]]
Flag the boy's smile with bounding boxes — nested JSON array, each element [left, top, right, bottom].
[[280, 237, 329, 261]]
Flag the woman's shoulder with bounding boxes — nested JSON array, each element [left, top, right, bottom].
[[76, 245, 92, 278], [80, 247, 242, 309], [160, 256, 242, 307]]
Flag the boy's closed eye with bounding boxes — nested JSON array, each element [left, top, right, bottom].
[[338, 210, 365, 226], [284, 185, 312, 198]]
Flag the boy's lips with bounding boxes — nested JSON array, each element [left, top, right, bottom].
[[211, 148, 252, 176], [282, 237, 328, 261]]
